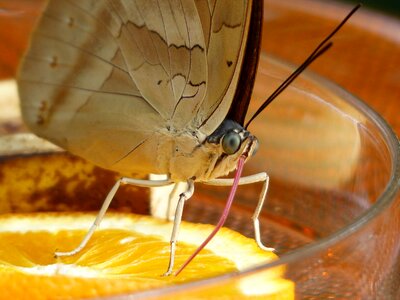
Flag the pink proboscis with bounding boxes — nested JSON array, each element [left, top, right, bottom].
[[175, 155, 246, 276]]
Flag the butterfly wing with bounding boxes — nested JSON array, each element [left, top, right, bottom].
[[18, 0, 253, 176], [226, 0, 263, 126], [180, 0, 255, 133]]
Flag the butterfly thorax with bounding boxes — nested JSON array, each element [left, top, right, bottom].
[[157, 120, 258, 182]]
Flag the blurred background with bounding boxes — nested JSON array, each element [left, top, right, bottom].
[[0, 1, 399, 298], [345, 0, 400, 16]]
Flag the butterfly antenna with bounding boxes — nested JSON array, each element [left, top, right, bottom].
[[175, 156, 246, 276], [245, 4, 361, 129]]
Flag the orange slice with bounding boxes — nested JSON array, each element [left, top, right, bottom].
[[0, 212, 293, 299]]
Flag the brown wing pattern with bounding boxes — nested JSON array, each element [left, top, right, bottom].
[[18, 0, 251, 174]]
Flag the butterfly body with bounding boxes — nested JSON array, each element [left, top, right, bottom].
[[106, 119, 256, 182]]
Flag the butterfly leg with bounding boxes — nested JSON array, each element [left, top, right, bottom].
[[150, 174, 188, 221], [164, 179, 195, 276], [55, 176, 173, 258], [205, 172, 274, 252]]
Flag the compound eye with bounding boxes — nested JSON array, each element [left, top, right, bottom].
[[221, 131, 241, 155]]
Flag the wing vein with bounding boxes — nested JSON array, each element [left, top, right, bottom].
[[112, 135, 152, 166], [156, 0, 175, 102], [63, 0, 123, 48], [132, 1, 170, 77], [31, 31, 129, 74], [20, 78, 145, 100], [171, 0, 192, 119]]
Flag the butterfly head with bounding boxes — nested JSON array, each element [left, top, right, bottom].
[[202, 119, 258, 181]]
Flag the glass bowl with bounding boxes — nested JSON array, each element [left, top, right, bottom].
[[0, 54, 399, 299]]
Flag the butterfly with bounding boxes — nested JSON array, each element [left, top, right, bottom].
[[17, 0, 359, 275]]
